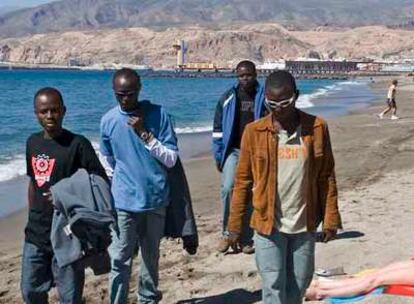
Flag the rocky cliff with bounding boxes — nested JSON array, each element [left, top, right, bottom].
[[0, 23, 413, 68]]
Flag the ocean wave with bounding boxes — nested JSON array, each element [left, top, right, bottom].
[[0, 143, 103, 183], [297, 87, 328, 108], [336, 80, 365, 86], [0, 155, 26, 182], [297, 80, 364, 108], [175, 126, 212, 134]]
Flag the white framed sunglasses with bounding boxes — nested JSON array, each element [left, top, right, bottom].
[[265, 95, 296, 109]]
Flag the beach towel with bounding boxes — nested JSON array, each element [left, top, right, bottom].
[[385, 285, 414, 297], [326, 287, 384, 303]]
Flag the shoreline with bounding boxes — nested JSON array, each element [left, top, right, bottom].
[[0, 76, 387, 215], [0, 65, 401, 79], [0, 76, 383, 219], [1, 75, 414, 303]]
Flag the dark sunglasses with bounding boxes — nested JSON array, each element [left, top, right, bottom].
[[115, 91, 137, 98]]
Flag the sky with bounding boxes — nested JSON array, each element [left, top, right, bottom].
[[0, 0, 54, 8]]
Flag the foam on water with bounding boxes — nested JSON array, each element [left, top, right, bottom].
[[175, 126, 212, 134], [0, 155, 26, 182]]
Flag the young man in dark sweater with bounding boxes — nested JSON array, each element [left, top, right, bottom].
[[21, 87, 107, 304]]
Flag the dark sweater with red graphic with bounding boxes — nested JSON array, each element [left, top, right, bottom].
[[25, 129, 106, 250]]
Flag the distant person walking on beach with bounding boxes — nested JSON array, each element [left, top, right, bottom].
[[21, 88, 107, 303], [227, 71, 342, 304], [100, 68, 178, 304], [212, 60, 266, 254], [378, 79, 399, 120]]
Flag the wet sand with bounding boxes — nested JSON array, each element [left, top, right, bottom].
[[1, 76, 414, 303]]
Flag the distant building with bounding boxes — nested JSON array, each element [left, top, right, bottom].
[[286, 60, 358, 74], [357, 62, 382, 72], [256, 60, 286, 71], [184, 62, 218, 71], [172, 40, 187, 69], [380, 63, 414, 72]]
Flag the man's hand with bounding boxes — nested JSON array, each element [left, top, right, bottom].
[[215, 160, 222, 173], [320, 229, 337, 243], [42, 191, 53, 204], [128, 115, 145, 134]]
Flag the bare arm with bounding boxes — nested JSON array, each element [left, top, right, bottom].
[[306, 260, 414, 300], [28, 180, 35, 208]]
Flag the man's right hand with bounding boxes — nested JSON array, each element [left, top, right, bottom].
[[215, 160, 222, 173], [42, 191, 53, 203], [128, 115, 145, 134]]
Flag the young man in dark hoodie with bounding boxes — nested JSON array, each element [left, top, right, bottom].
[[212, 60, 266, 254]]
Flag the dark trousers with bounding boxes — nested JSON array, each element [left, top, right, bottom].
[[20, 241, 85, 304]]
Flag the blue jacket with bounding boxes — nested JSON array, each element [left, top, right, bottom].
[[212, 82, 266, 168]]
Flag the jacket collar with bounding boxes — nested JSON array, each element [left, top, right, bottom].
[[232, 80, 261, 94]]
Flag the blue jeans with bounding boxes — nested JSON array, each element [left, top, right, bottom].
[[255, 232, 315, 304], [221, 149, 253, 245], [20, 241, 85, 304], [109, 208, 166, 304]]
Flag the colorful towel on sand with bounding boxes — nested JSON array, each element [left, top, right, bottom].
[[385, 285, 414, 297], [326, 287, 384, 303]]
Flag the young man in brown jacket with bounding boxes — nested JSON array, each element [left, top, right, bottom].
[[228, 71, 342, 304]]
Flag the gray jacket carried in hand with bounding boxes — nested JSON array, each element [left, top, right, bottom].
[[50, 169, 116, 274]]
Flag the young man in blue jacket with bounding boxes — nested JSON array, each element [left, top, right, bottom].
[[100, 68, 178, 304], [212, 60, 266, 254]]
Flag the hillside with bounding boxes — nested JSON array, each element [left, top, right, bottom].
[[1, 23, 414, 68], [0, 0, 414, 38]]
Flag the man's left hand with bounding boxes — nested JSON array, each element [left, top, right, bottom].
[[321, 229, 337, 243]]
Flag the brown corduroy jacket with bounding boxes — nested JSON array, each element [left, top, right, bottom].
[[228, 110, 342, 236]]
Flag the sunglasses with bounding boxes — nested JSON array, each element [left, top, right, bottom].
[[115, 91, 137, 98], [265, 95, 296, 109]]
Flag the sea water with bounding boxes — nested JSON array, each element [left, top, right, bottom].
[[0, 69, 379, 186]]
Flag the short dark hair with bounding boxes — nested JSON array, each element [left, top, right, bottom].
[[236, 60, 256, 72], [33, 87, 64, 106], [265, 70, 297, 92], [392, 79, 398, 85], [113, 68, 141, 84]]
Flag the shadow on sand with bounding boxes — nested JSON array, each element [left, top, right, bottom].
[[315, 230, 365, 242], [176, 288, 261, 304], [335, 230, 365, 240]]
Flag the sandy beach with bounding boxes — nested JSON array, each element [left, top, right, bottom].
[[1, 76, 414, 303]]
